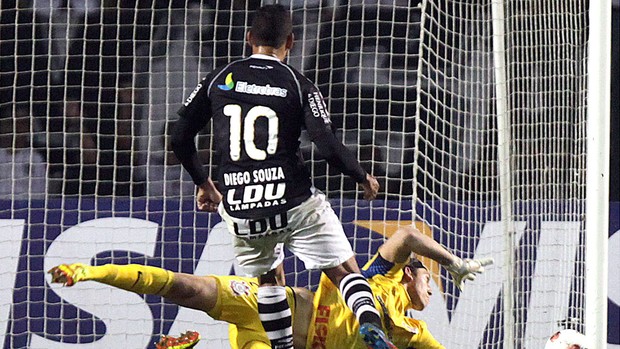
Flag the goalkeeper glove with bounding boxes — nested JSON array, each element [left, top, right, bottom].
[[156, 331, 201, 349], [445, 257, 494, 291], [48, 263, 91, 286]]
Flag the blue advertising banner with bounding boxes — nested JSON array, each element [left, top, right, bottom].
[[0, 199, 617, 348]]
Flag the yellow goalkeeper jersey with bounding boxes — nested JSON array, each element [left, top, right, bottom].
[[306, 254, 445, 349]]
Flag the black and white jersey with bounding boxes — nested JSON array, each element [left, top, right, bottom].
[[177, 54, 366, 220]]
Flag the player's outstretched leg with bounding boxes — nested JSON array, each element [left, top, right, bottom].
[[359, 323, 398, 349], [155, 330, 201, 349]]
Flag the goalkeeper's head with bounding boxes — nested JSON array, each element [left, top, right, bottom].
[[402, 257, 432, 311], [407, 257, 428, 272], [248, 4, 293, 49]]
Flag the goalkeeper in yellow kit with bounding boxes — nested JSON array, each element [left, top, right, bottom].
[[48, 226, 492, 349]]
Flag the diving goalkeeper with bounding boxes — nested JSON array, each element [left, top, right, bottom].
[[48, 226, 492, 349]]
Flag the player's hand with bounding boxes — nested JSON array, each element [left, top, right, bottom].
[[196, 178, 222, 212], [445, 257, 494, 291], [48, 263, 90, 286], [360, 174, 379, 200]]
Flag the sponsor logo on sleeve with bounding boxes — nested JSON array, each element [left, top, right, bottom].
[[184, 82, 203, 106], [307, 92, 331, 124]]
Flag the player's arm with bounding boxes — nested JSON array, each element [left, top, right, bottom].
[[170, 114, 209, 186], [171, 90, 210, 186], [303, 108, 366, 183], [48, 263, 218, 313], [378, 226, 493, 290], [302, 87, 378, 199], [171, 74, 217, 188], [171, 76, 222, 211]]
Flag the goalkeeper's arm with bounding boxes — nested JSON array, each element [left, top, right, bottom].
[[378, 226, 493, 290], [48, 263, 218, 313]]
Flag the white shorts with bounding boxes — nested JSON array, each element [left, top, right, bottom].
[[218, 190, 354, 277]]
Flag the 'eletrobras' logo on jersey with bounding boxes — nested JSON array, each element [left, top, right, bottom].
[[216, 72, 287, 97], [235, 81, 287, 98], [218, 73, 235, 90]]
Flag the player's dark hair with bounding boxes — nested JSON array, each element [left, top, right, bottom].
[[407, 257, 428, 271], [249, 4, 292, 48]]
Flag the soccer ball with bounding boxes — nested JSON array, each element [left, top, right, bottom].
[[544, 329, 589, 349]]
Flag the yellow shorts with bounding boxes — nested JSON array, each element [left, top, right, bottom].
[[206, 275, 296, 349]]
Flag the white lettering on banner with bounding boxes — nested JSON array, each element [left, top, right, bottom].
[[412, 221, 527, 348], [167, 222, 236, 349], [0, 217, 613, 348], [524, 221, 581, 349], [31, 218, 159, 348], [0, 219, 24, 347]]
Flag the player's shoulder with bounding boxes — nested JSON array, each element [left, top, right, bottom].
[[225, 57, 310, 88], [362, 253, 406, 280], [291, 66, 317, 87], [205, 59, 246, 82], [264, 60, 316, 88], [191, 58, 252, 98], [278, 61, 305, 77]]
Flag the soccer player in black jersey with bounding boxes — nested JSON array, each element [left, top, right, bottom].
[[171, 5, 395, 349]]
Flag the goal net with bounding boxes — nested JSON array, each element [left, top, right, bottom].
[[414, 1, 592, 348], [0, 0, 604, 348]]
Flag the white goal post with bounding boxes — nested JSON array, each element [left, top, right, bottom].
[[585, 0, 611, 348], [0, 0, 610, 348]]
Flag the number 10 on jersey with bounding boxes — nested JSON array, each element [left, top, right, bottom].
[[224, 104, 279, 161]]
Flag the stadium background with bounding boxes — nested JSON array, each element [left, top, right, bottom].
[[0, 1, 618, 348]]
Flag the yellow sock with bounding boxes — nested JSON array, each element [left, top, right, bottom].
[[86, 264, 175, 296]]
